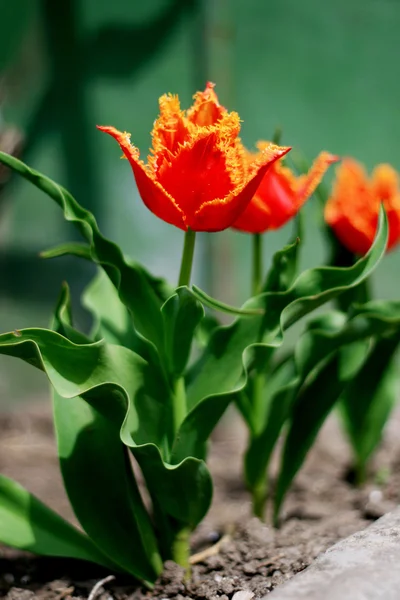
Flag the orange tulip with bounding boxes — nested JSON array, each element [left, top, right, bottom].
[[325, 158, 400, 255], [233, 144, 338, 233], [98, 83, 290, 232]]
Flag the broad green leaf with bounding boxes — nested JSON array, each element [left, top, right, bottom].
[[53, 393, 162, 580], [161, 287, 204, 377], [51, 289, 163, 581], [0, 329, 169, 577], [246, 302, 400, 517], [0, 327, 211, 567], [338, 340, 370, 382], [123, 441, 213, 530], [170, 391, 236, 463], [274, 353, 346, 522], [0, 151, 165, 359], [187, 206, 388, 409], [82, 269, 135, 345], [243, 311, 346, 493], [53, 283, 92, 344], [82, 270, 155, 363], [262, 216, 302, 293], [244, 357, 298, 489], [195, 314, 221, 348], [271, 302, 400, 520], [0, 475, 117, 569], [341, 332, 400, 468]]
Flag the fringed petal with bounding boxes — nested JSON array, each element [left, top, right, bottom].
[[325, 158, 376, 251], [324, 157, 400, 255], [149, 94, 192, 171], [372, 165, 400, 250], [156, 131, 235, 223], [296, 151, 339, 206], [195, 144, 291, 232], [97, 125, 186, 230], [187, 82, 226, 127]]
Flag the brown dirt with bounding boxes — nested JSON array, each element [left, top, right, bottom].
[[0, 402, 399, 600]]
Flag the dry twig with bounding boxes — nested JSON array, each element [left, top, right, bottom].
[[87, 574, 115, 600], [189, 533, 231, 565]]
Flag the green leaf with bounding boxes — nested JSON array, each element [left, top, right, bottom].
[[52, 289, 163, 580], [53, 391, 162, 581], [122, 441, 213, 530], [170, 391, 235, 463], [243, 311, 347, 495], [0, 151, 165, 360], [82, 270, 155, 363], [262, 216, 302, 293], [0, 327, 169, 579], [161, 287, 204, 377], [53, 282, 92, 344], [0, 325, 213, 569], [274, 352, 346, 522], [271, 301, 400, 520], [244, 357, 297, 489], [244, 300, 400, 518], [187, 206, 388, 410], [341, 332, 400, 468], [195, 314, 221, 348], [0, 474, 117, 569]]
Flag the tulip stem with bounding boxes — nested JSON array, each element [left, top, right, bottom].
[[252, 233, 263, 296], [171, 525, 191, 578], [173, 376, 187, 435], [178, 228, 196, 287]]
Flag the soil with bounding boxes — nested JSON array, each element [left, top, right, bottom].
[[0, 402, 399, 600]]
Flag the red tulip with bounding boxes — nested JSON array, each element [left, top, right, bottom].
[[98, 84, 290, 232], [233, 143, 338, 233], [325, 158, 400, 254]]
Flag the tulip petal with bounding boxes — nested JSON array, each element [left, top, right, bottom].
[[325, 158, 379, 254], [233, 145, 337, 234], [187, 82, 226, 127], [97, 126, 186, 230], [195, 145, 291, 232], [156, 131, 235, 229], [372, 165, 400, 250], [150, 94, 191, 160], [296, 151, 339, 206]]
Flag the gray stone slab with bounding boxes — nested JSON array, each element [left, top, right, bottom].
[[266, 507, 400, 600]]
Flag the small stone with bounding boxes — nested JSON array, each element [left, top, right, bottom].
[[368, 489, 383, 504], [207, 530, 221, 544], [242, 561, 258, 575], [5, 589, 34, 600], [231, 591, 254, 600], [220, 578, 236, 595], [363, 499, 396, 520]]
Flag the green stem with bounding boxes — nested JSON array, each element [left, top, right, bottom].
[[272, 126, 282, 145], [251, 370, 265, 435], [178, 228, 196, 287], [252, 233, 263, 296], [355, 459, 367, 487], [171, 525, 191, 578], [173, 377, 187, 435], [251, 478, 268, 521]]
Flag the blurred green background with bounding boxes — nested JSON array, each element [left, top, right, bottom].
[[0, 0, 399, 406]]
